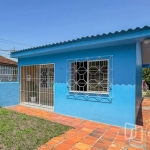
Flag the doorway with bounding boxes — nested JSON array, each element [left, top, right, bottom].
[[20, 64, 54, 109]]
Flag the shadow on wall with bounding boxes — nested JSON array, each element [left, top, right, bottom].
[[136, 104, 143, 126]]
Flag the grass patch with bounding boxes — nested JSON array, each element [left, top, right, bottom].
[[0, 108, 72, 150], [146, 90, 150, 94]]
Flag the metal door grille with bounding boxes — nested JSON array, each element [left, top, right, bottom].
[[20, 64, 54, 107]]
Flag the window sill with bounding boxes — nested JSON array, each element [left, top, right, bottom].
[[70, 91, 109, 95]]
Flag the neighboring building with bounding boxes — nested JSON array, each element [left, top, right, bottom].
[[11, 26, 150, 127], [142, 80, 148, 91], [0, 55, 17, 82]]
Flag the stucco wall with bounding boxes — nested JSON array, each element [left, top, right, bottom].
[[0, 82, 20, 107], [18, 43, 136, 127], [136, 43, 142, 117]]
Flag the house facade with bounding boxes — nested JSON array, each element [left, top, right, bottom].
[[11, 26, 150, 127], [0, 56, 19, 107], [0, 55, 17, 82]]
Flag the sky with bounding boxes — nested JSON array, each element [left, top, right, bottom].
[[0, 0, 150, 59]]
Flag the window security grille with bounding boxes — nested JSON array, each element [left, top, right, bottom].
[[66, 56, 113, 102], [70, 60, 108, 93], [0, 66, 18, 82]]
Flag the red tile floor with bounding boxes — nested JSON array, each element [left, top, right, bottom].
[[8, 98, 150, 150]]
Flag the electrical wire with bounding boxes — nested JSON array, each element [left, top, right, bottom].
[[0, 38, 33, 47], [0, 49, 11, 52], [0, 49, 11, 56]]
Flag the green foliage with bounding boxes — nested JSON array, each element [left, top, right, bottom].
[[143, 68, 150, 83]]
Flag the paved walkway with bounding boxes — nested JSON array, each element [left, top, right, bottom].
[[7, 98, 150, 150]]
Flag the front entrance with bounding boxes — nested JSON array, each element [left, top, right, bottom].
[[20, 64, 54, 110]]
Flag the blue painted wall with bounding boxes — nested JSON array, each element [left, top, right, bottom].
[[135, 43, 142, 117], [18, 44, 136, 127], [0, 82, 20, 107]]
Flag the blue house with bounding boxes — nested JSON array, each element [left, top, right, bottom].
[[11, 26, 150, 127]]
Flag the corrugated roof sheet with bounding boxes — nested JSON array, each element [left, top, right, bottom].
[[11, 25, 150, 54], [0, 55, 17, 66]]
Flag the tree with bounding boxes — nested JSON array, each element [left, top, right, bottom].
[[143, 68, 150, 90]]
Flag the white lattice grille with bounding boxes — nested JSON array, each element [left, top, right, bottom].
[[20, 64, 54, 107], [67, 56, 113, 102], [0, 66, 18, 82]]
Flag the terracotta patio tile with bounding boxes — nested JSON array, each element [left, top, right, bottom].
[[113, 139, 128, 144], [108, 126, 120, 131], [84, 126, 97, 130], [69, 129, 80, 132], [81, 128, 93, 133], [95, 128, 107, 133], [46, 139, 59, 146], [89, 132, 102, 138], [70, 148, 81, 150], [65, 130, 77, 135], [85, 135, 98, 141], [77, 130, 89, 136], [60, 133, 73, 139], [92, 130, 104, 135], [90, 147, 100, 150], [97, 138, 112, 145], [80, 138, 97, 145], [93, 142, 110, 150], [127, 146, 143, 150], [67, 135, 83, 142], [108, 146, 118, 150], [54, 143, 72, 150], [63, 139, 78, 146], [146, 145, 150, 150], [115, 133, 128, 140], [109, 143, 127, 150], [103, 130, 117, 137], [52, 137, 65, 142], [101, 134, 115, 142], [80, 120, 92, 125], [75, 142, 91, 150], [73, 132, 87, 139], [98, 124, 110, 129]]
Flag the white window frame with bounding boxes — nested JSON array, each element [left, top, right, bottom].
[[69, 59, 109, 94]]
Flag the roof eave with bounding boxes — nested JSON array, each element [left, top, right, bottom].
[[11, 28, 150, 58], [0, 63, 17, 66]]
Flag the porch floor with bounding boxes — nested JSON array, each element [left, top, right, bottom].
[[7, 98, 150, 150]]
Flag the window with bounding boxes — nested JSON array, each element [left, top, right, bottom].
[[40, 66, 54, 89], [0, 66, 18, 82], [70, 60, 108, 93]]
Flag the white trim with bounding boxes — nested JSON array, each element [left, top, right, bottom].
[[87, 61, 89, 91], [70, 91, 109, 94]]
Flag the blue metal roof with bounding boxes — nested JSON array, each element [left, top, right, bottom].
[[11, 25, 150, 54]]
